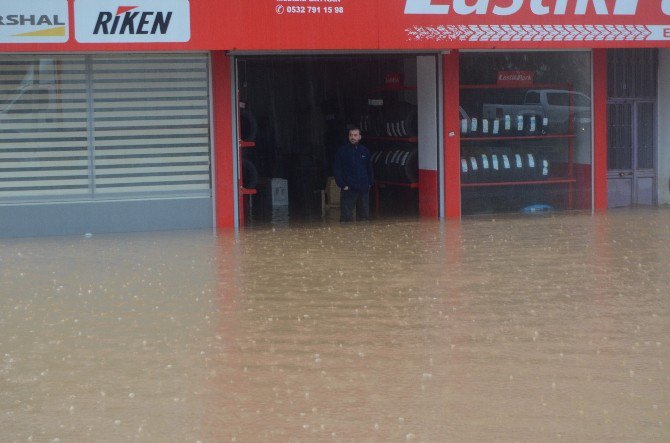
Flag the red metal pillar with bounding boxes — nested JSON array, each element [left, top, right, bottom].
[[443, 51, 461, 219], [419, 171, 439, 217], [211, 51, 236, 229], [592, 49, 608, 212]]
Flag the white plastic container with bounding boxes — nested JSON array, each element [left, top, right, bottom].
[[270, 178, 288, 206]]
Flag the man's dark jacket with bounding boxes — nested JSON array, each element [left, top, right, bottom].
[[333, 143, 374, 191]]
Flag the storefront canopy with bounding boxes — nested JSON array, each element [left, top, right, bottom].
[[1, 0, 670, 51]]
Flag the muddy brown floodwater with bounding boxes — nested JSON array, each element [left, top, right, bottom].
[[1, 208, 669, 441]]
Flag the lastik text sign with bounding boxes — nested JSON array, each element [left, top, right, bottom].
[[74, 0, 190, 43], [0, 0, 68, 43], [401, 0, 670, 44]]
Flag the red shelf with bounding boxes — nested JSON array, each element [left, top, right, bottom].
[[460, 83, 573, 90], [372, 86, 417, 93], [461, 134, 576, 142], [375, 180, 419, 188], [461, 178, 576, 188], [239, 140, 256, 148], [240, 187, 257, 195]]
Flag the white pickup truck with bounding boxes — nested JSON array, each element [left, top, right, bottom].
[[482, 89, 591, 132]]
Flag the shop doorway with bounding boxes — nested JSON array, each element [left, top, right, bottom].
[[606, 100, 657, 207], [606, 49, 658, 208], [233, 54, 439, 226]]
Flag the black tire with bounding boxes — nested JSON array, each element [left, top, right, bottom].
[[383, 102, 417, 138], [239, 108, 258, 142], [385, 146, 418, 183], [402, 147, 418, 183], [242, 158, 259, 189], [371, 150, 386, 181]]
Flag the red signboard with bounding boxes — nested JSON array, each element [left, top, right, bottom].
[[1, 0, 670, 51], [218, 0, 670, 50]]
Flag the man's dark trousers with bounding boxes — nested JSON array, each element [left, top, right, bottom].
[[340, 188, 370, 222]]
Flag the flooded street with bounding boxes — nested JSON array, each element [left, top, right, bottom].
[[1, 209, 669, 441]]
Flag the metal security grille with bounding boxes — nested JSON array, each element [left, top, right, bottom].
[[636, 102, 655, 170], [607, 49, 658, 99], [0, 56, 90, 200], [607, 102, 632, 170], [0, 53, 211, 203], [91, 54, 211, 196]]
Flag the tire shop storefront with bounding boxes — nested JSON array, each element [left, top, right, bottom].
[[1, 1, 670, 237]]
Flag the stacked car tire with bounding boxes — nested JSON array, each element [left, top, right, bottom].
[[360, 101, 418, 138], [460, 147, 550, 183], [371, 146, 418, 184], [460, 115, 549, 137]]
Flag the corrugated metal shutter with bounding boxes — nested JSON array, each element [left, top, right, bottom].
[[91, 54, 211, 196], [0, 56, 90, 201], [0, 53, 211, 203]]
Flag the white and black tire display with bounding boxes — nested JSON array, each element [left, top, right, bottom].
[[371, 146, 418, 183], [460, 147, 550, 183]]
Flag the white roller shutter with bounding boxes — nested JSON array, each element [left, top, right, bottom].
[[91, 54, 211, 196], [0, 53, 212, 203], [0, 56, 90, 201]]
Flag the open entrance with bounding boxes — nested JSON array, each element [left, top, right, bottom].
[[233, 54, 439, 226]]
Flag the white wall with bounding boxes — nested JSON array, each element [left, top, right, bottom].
[[416, 56, 438, 171], [658, 49, 670, 205]]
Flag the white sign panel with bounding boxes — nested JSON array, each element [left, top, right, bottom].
[[75, 0, 190, 43], [0, 0, 69, 43]]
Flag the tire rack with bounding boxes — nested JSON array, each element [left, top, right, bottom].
[[367, 136, 419, 213], [459, 83, 578, 211]]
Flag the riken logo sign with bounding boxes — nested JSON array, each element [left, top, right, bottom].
[[75, 0, 190, 43], [0, 0, 68, 43]]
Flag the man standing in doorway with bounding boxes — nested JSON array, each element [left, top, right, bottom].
[[333, 126, 374, 222]]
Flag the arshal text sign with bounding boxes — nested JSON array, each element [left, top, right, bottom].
[[0, 0, 68, 43]]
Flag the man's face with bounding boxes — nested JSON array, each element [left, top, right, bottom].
[[348, 129, 362, 145]]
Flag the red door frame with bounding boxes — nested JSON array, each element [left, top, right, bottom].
[[211, 52, 236, 229], [593, 49, 608, 212], [443, 50, 462, 219]]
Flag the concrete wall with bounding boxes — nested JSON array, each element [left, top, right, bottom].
[[416, 55, 440, 217], [0, 197, 213, 238], [658, 49, 670, 206]]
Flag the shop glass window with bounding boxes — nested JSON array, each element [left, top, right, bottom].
[[572, 93, 591, 108], [90, 54, 211, 197], [459, 51, 592, 215], [0, 56, 90, 202], [0, 53, 211, 204]]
